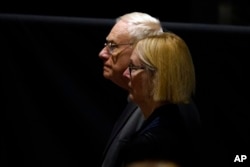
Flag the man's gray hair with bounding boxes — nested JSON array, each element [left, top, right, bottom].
[[117, 12, 164, 42]]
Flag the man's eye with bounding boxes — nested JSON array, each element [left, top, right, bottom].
[[109, 43, 118, 48]]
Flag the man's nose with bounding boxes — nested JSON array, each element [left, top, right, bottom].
[[98, 47, 110, 60]]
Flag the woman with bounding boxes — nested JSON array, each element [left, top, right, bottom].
[[121, 32, 200, 167]]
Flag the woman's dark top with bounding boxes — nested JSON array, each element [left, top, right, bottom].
[[118, 103, 201, 167]]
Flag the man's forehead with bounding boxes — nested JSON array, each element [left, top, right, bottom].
[[107, 21, 130, 42]]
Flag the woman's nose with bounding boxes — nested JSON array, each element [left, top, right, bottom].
[[123, 67, 130, 79]]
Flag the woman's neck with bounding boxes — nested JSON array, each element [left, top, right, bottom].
[[139, 100, 167, 119]]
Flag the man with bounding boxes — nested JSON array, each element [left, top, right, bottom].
[[98, 12, 201, 167]]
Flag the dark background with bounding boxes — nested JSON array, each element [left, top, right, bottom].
[[1, 1, 250, 167], [0, 0, 250, 25]]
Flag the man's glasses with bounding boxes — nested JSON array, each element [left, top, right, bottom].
[[104, 41, 133, 56]]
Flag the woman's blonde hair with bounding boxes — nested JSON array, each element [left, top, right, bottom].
[[134, 32, 195, 104]]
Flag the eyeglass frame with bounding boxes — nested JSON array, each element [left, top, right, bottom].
[[128, 62, 156, 77], [104, 41, 133, 56]]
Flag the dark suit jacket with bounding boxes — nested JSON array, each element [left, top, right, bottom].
[[101, 101, 144, 167], [118, 103, 201, 167]]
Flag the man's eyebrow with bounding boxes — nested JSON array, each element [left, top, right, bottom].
[[106, 39, 114, 42]]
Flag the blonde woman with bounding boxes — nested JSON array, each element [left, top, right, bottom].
[[121, 32, 201, 167]]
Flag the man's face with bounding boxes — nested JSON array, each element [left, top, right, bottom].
[[99, 20, 133, 90]]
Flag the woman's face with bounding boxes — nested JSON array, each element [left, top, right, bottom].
[[123, 50, 153, 105]]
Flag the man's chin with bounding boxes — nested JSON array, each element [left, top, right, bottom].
[[103, 71, 112, 80]]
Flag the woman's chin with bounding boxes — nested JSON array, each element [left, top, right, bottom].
[[128, 94, 135, 101]]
